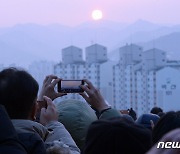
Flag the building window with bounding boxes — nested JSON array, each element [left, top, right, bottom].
[[162, 85, 167, 89], [171, 85, 176, 90], [166, 91, 172, 95]]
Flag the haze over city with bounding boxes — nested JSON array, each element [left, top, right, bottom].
[[2, 2, 180, 152], [0, 0, 180, 67]]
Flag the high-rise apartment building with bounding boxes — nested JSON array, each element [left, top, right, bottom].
[[112, 44, 180, 116], [53, 43, 180, 115], [54, 44, 108, 101], [86, 44, 108, 63]]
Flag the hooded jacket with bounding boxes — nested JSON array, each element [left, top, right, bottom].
[[56, 99, 121, 150], [12, 119, 80, 154]]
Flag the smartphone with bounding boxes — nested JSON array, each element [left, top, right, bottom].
[[58, 80, 84, 93]]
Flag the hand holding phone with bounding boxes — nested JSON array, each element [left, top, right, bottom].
[[79, 79, 109, 112], [38, 75, 67, 101]]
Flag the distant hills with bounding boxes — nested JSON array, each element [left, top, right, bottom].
[[0, 19, 180, 67], [139, 32, 180, 59]]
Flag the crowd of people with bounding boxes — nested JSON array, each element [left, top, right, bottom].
[[0, 67, 180, 154]]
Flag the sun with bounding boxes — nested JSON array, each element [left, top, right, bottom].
[[92, 10, 103, 20]]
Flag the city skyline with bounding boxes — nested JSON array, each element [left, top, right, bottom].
[[52, 43, 180, 115], [2, 43, 180, 115]]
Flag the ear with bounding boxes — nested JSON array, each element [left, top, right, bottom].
[[29, 100, 38, 121]]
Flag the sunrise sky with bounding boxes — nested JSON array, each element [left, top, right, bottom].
[[0, 0, 180, 27]]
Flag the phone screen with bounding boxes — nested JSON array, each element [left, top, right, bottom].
[[58, 80, 84, 93]]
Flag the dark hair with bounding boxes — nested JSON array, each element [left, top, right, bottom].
[[150, 107, 163, 115], [128, 108, 137, 121], [0, 68, 39, 119], [152, 111, 180, 144], [83, 117, 152, 154], [157, 112, 165, 117]]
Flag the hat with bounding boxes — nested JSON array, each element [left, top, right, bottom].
[[83, 117, 152, 154]]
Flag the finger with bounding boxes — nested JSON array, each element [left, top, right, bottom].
[[43, 76, 49, 84], [80, 85, 92, 96], [40, 108, 46, 115], [83, 79, 95, 90], [79, 92, 90, 102], [43, 96, 54, 107], [50, 78, 60, 88], [46, 75, 58, 84]]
